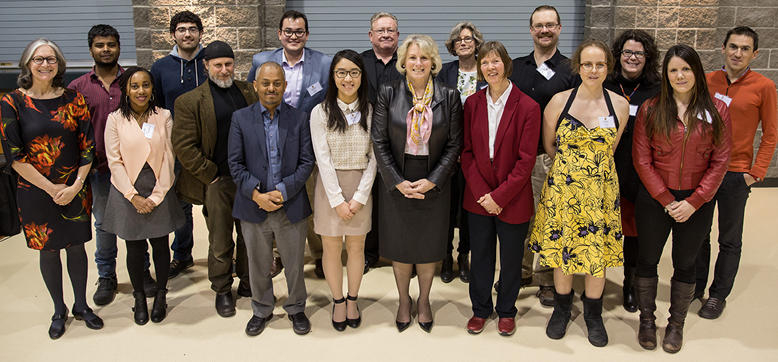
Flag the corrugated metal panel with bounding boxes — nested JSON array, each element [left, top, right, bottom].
[[286, 0, 585, 61], [0, 0, 137, 68]]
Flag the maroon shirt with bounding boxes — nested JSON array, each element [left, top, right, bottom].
[[68, 66, 124, 173]]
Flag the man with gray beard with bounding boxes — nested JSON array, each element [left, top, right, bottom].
[[172, 41, 258, 317]]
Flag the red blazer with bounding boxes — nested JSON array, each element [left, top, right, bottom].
[[461, 85, 541, 224]]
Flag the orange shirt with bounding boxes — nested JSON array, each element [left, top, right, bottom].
[[706, 69, 778, 180]]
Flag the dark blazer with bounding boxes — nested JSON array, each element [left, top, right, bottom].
[[172, 80, 258, 204], [228, 102, 314, 224], [371, 78, 464, 190], [436, 60, 487, 93], [460, 85, 541, 224]]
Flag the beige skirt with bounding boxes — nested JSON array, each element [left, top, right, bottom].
[[313, 169, 372, 237]]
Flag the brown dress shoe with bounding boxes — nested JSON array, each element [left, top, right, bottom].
[[270, 256, 283, 278]]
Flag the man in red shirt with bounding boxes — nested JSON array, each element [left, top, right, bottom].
[[696, 26, 778, 319]]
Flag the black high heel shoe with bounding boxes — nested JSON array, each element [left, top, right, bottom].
[[346, 294, 361, 328], [417, 298, 433, 333], [332, 297, 347, 331], [48, 307, 68, 340], [151, 288, 168, 323], [396, 296, 413, 332], [132, 291, 149, 325], [72, 306, 104, 330]]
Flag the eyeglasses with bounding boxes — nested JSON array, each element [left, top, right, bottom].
[[282, 28, 307, 38], [580, 62, 607, 72], [31, 56, 58, 65], [334, 69, 361, 79], [532, 23, 559, 31], [455, 36, 474, 44], [372, 28, 397, 35], [175, 26, 200, 35], [621, 49, 646, 59]]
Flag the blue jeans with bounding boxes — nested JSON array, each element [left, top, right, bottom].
[[91, 171, 149, 279]]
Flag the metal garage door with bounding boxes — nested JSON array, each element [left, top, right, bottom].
[[286, 0, 585, 62], [0, 0, 137, 69]]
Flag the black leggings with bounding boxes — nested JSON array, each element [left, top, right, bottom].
[[126, 236, 170, 295], [39, 243, 89, 314], [635, 186, 715, 283]]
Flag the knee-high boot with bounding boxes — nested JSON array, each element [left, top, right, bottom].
[[663, 280, 695, 353], [635, 276, 658, 350]]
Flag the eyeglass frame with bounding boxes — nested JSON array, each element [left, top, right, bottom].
[[454, 36, 474, 44], [621, 49, 646, 59], [531, 22, 560, 31], [334, 69, 362, 79], [281, 28, 308, 38], [579, 62, 608, 72], [371, 28, 397, 35], [175, 26, 200, 35], [31, 56, 58, 65]]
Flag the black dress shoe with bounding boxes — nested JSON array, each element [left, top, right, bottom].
[[215, 292, 236, 318], [396, 297, 412, 332], [245, 315, 270, 336], [457, 254, 470, 283], [288, 312, 311, 335], [168, 258, 194, 279], [73, 306, 104, 330], [346, 294, 361, 328], [237, 280, 252, 298], [132, 291, 149, 325], [143, 270, 158, 297], [363, 260, 371, 274], [93, 277, 117, 306], [331, 297, 347, 331], [418, 320, 434, 333], [151, 289, 168, 323], [270, 256, 284, 278], [48, 307, 68, 340], [314, 258, 325, 279], [521, 276, 533, 287], [440, 255, 455, 283]]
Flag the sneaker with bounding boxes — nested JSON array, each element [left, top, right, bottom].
[[168, 258, 194, 279], [698, 297, 726, 319], [92, 277, 117, 306]]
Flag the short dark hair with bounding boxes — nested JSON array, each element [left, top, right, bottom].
[[724, 26, 759, 51], [88, 24, 120, 47], [169, 11, 203, 34], [476, 41, 513, 81], [610, 29, 660, 85], [530, 5, 560, 26], [279, 10, 309, 33]]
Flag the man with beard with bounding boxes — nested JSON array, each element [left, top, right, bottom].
[[150, 11, 208, 280], [506, 5, 578, 307], [246, 10, 332, 279], [172, 41, 257, 317], [69, 24, 156, 306], [360, 12, 403, 273]]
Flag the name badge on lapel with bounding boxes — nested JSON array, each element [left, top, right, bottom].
[[629, 104, 639, 117], [598, 116, 616, 128], [714, 92, 732, 107], [307, 82, 323, 96], [697, 110, 714, 124], [536, 62, 555, 80], [141, 123, 155, 139]]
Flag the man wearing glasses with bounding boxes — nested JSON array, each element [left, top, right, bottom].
[[506, 5, 578, 307], [150, 10, 208, 281], [247, 10, 332, 280]]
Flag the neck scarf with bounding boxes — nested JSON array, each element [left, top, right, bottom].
[[405, 78, 433, 154]]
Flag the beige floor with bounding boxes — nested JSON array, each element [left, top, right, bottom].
[[0, 189, 777, 361]]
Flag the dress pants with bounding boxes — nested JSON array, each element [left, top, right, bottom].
[[695, 171, 751, 299], [305, 167, 322, 260], [242, 210, 307, 318], [204, 176, 249, 294], [469, 212, 529, 318], [447, 165, 470, 255], [521, 154, 553, 285]]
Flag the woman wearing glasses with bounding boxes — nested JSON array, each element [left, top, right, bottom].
[[0, 39, 101, 339], [436, 22, 488, 284], [529, 39, 629, 347], [310, 49, 376, 331], [603, 30, 661, 313]]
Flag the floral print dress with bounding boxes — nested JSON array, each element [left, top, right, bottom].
[[0, 89, 94, 250]]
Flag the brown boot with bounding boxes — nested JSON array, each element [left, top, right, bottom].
[[635, 276, 658, 350], [663, 280, 695, 353]]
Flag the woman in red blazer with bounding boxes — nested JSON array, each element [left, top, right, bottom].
[[460, 41, 541, 336]]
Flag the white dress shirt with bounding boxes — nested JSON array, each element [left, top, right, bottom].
[[487, 82, 513, 159]]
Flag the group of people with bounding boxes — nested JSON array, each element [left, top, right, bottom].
[[0, 5, 775, 354]]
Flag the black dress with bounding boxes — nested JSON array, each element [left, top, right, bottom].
[[0, 89, 94, 250]]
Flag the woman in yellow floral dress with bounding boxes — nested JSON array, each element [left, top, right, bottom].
[[0, 39, 101, 339], [529, 40, 629, 347]]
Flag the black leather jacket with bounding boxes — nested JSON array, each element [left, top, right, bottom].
[[371, 78, 464, 191]]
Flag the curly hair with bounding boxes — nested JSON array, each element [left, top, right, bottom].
[[610, 29, 660, 85]]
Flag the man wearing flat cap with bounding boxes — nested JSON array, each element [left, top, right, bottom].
[[172, 40, 258, 318]]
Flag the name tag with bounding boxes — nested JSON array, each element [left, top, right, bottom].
[[480, 84, 488, 90], [714, 92, 732, 107], [629, 104, 639, 117], [536, 63, 555, 80], [345, 111, 361, 125], [697, 110, 714, 124], [598, 116, 616, 128], [141, 123, 155, 139], [307, 82, 323, 96]]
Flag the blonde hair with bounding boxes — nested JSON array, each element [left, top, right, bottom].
[[395, 34, 442, 76]]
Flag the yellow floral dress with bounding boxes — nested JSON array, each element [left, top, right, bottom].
[[529, 87, 623, 277]]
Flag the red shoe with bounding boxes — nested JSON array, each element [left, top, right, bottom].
[[467, 316, 487, 334], [498, 317, 516, 336]]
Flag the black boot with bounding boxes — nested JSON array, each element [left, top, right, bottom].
[[457, 253, 470, 283], [150, 289, 167, 323], [663, 280, 695, 353], [635, 276, 658, 350], [132, 291, 149, 325], [582, 293, 608, 347], [440, 254, 455, 283], [622, 266, 638, 313], [546, 290, 573, 339]]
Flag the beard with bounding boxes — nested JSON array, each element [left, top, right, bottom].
[[209, 73, 234, 88], [95, 58, 118, 69]]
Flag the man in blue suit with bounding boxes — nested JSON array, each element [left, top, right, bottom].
[[246, 10, 331, 278], [228, 62, 315, 336]]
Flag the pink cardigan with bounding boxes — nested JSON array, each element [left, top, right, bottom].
[[104, 107, 175, 205]]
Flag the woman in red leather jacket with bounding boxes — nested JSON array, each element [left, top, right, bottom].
[[632, 44, 731, 354]]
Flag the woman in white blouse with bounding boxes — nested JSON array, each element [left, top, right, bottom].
[[310, 49, 377, 331]]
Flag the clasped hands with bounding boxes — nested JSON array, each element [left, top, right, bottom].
[[396, 178, 435, 199], [478, 193, 502, 215], [130, 195, 157, 214], [664, 200, 696, 223], [47, 182, 80, 206], [252, 189, 284, 212], [335, 199, 364, 221]]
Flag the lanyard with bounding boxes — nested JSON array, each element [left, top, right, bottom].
[[619, 82, 640, 102]]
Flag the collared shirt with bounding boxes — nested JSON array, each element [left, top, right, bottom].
[[487, 83, 514, 159], [259, 102, 287, 201], [361, 49, 403, 103], [282, 49, 305, 108], [67, 65, 124, 173]]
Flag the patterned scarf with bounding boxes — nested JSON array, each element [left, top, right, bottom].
[[405, 78, 433, 154]]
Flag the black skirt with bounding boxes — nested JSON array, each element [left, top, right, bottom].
[[378, 154, 451, 264]]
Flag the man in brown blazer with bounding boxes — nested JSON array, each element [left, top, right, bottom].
[[172, 41, 257, 318]]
